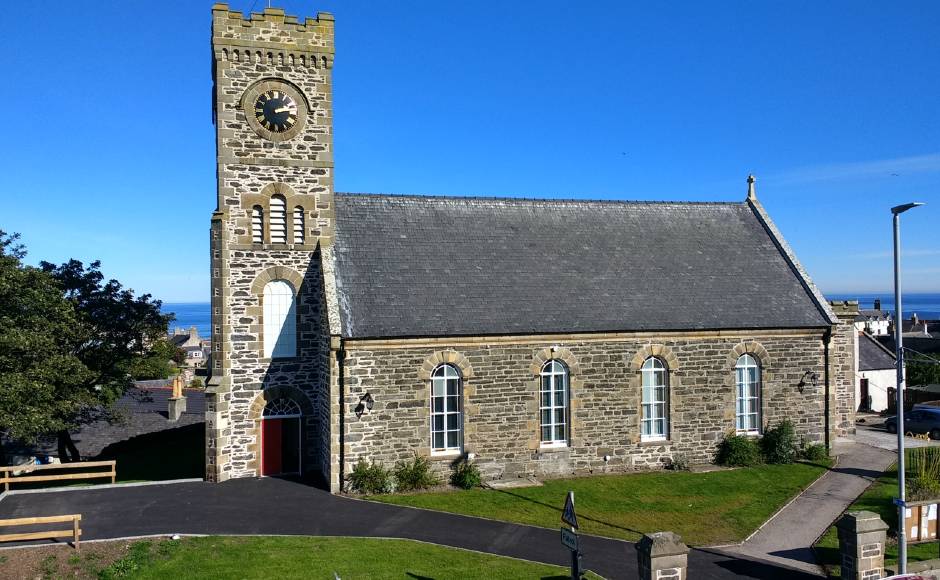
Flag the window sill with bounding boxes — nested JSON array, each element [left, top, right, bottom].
[[429, 450, 463, 461], [736, 431, 762, 438], [639, 438, 671, 447], [538, 443, 570, 453]]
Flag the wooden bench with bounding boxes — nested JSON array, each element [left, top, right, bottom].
[[0, 514, 82, 548], [1, 460, 116, 492]]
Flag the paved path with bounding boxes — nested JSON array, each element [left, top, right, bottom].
[[726, 438, 896, 575], [0, 477, 817, 579]]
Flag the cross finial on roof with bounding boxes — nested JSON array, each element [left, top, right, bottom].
[[746, 174, 757, 201]]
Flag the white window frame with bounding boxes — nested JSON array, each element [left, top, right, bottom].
[[293, 206, 305, 245], [641, 357, 669, 441], [539, 360, 569, 447], [430, 364, 462, 454], [263, 280, 296, 359], [735, 354, 762, 435]]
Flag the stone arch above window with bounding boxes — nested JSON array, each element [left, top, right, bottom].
[[249, 266, 304, 296], [529, 346, 580, 376], [726, 341, 772, 370], [629, 344, 679, 372], [418, 350, 474, 381]]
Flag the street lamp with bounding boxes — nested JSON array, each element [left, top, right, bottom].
[[892, 201, 925, 574]]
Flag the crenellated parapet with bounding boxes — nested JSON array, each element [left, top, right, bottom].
[[212, 4, 334, 68]]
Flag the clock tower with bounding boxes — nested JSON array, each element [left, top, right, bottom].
[[207, 4, 337, 485]]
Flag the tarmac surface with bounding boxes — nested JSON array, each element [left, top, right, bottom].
[[0, 476, 821, 579]]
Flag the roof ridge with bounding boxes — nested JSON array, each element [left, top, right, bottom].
[[335, 191, 745, 206]]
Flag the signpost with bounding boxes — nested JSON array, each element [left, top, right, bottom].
[[561, 491, 582, 579]]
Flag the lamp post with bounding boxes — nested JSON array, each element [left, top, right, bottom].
[[892, 201, 925, 574]]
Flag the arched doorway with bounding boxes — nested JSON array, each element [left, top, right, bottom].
[[261, 397, 302, 476]]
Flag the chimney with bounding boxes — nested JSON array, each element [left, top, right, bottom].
[[189, 326, 198, 340], [874, 298, 881, 311]]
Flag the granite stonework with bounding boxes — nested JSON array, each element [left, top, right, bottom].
[[207, 5, 336, 483], [206, 4, 857, 492], [831, 300, 860, 437], [339, 332, 830, 481]]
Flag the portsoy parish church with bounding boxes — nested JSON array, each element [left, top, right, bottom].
[[206, 5, 859, 492]]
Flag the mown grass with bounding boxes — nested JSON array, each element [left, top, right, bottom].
[[97, 536, 597, 579], [371, 459, 832, 546], [815, 463, 940, 576]]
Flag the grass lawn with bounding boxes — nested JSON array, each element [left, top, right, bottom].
[[81, 536, 593, 579], [371, 460, 831, 546], [814, 463, 940, 576]]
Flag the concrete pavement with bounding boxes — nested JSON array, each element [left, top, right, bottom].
[[725, 438, 896, 575]]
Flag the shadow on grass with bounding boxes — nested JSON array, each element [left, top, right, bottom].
[[94, 422, 205, 481], [488, 487, 645, 538]]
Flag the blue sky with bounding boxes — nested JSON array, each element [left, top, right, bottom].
[[1, 1, 938, 302]]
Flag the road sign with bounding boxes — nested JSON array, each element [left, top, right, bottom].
[[562, 491, 579, 529], [561, 527, 579, 551], [894, 497, 907, 507]]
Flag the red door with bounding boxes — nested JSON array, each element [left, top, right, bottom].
[[261, 417, 300, 476], [262, 418, 283, 476]]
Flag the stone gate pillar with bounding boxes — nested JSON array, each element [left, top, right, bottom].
[[636, 531, 689, 580], [836, 510, 888, 580]]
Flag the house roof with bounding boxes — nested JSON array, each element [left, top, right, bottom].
[[331, 193, 833, 339], [858, 332, 896, 371], [856, 309, 890, 322]]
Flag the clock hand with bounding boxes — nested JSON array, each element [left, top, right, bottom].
[[274, 106, 293, 113]]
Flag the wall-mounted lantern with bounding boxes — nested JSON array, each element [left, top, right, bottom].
[[354, 392, 374, 418], [798, 371, 818, 394]]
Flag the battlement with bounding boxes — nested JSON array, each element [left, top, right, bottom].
[[212, 3, 334, 62], [829, 300, 860, 318]]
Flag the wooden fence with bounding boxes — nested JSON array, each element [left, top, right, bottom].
[[1, 460, 116, 491], [0, 514, 82, 548]]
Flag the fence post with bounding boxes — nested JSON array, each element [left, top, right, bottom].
[[836, 510, 888, 580], [636, 531, 688, 580], [73, 515, 81, 549]]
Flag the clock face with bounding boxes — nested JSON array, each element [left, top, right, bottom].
[[253, 90, 298, 133]]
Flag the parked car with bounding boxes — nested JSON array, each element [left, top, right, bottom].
[[885, 407, 940, 439]]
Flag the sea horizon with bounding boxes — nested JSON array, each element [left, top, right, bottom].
[[161, 291, 940, 340]]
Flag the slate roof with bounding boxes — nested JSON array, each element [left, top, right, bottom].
[[858, 332, 896, 371], [332, 193, 832, 339]]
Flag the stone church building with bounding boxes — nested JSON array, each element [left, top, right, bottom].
[[206, 5, 857, 492]]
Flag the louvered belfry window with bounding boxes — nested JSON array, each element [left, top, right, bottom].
[[270, 195, 287, 244], [293, 206, 305, 245], [251, 206, 264, 243]]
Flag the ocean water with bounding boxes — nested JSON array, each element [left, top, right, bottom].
[[826, 293, 940, 320], [159, 293, 940, 340], [163, 302, 211, 338]]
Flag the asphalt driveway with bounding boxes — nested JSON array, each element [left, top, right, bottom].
[[0, 477, 821, 579]]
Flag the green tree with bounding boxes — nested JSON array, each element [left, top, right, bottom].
[[128, 338, 185, 380], [0, 231, 172, 461], [908, 357, 940, 387]]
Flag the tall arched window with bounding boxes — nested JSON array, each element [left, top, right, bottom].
[[736, 354, 761, 434], [430, 364, 462, 453], [540, 360, 569, 445], [293, 206, 305, 245], [270, 195, 287, 244], [263, 280, 296, 358], [641, 357, 669, 441], [251, 206, 264, 243]]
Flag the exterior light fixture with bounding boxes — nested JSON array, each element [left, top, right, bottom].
[[798, 371, 818, 394], [354, 392, 374, 418], [892, 200, 925, 575]]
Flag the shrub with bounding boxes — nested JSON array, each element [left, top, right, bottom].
[[799, 442, 828, 461], [667, 453, 690, 471], [760, 419, 798, 464], [715, 433, 761, 467], [189, 377, 204, 389], [908, 447, 940, 500], [347, 459, 393, 494], [450, 457, 482, 489], [394, 453, 440, 491]]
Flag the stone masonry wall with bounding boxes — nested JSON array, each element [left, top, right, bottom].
[[340, 331, 828, 482], [208, 5, 335, 482], [830, 300, 860, 437]]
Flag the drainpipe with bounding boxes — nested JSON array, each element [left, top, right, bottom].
[[823, 327, 833, 451]]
